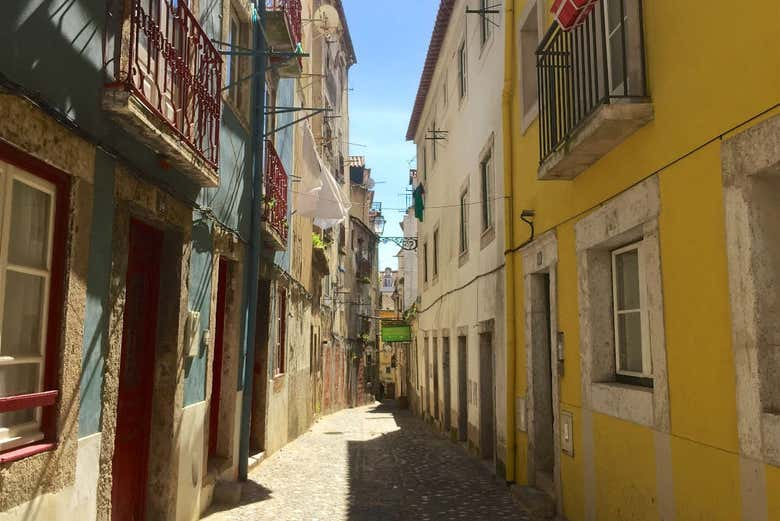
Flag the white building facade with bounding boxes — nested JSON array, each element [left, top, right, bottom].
[[406, 0, 507, 476]]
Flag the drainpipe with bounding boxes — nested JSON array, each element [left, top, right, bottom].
[[238, 0, 267, 481], [502, 0, 518, 484]]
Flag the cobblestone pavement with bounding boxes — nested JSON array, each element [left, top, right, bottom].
[[203, 401, 533, 521]]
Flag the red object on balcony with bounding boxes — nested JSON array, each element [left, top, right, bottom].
[[113, 0, 222, 169], [264, 140, 289, 243], [267, 0, 302, 46], [551, 0, 598, 30]]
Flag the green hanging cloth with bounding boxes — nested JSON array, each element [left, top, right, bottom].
[[413, 184, 425, 222]]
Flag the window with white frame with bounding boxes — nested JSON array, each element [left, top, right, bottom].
[[480, 150, 493, 231], [611, 243, 651, 379], [0, 164, 57, 452], [575, 177, 669, 429], [458, 39, 467, 100], [459, 189, 469, 254], [519, 0, 540, 128]]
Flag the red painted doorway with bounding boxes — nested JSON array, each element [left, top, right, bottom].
[[208, 258, 230, 459], [111, 219, 164, 521]]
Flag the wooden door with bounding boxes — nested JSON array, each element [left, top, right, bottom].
[[479, 332, 495, 461], [208, 259, 229, 459], [457, 336, 468, 442], [112, 219, 163, 521]]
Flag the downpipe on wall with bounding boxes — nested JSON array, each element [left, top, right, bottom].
[[238, 0, 268, 481], [502, 0, 518, 484]]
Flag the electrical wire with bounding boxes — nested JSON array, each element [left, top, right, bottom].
[[417, 262, 506, 315]]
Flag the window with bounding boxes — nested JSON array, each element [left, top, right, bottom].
[[422, 145, 427, 182], [265, 84, 277, 143], [459, 189, 469, 254], [519, 0, 540, 128], [423, 241, 429, 283], [442, 75, 448, 109], [433, 228, 439, 278], [431, 120, 437, 162], [611, 243, 651, 380], [226, 9, 241, 105], [274, 288, 287, 375], [225, 4, 249, 115], [604, 0, 628, 95], [575, 177, 668, 429], [480, 151, 493, 231], [479, 0, 491, 45], [458, 40, 467, 100], [0, 164, 58, 453]]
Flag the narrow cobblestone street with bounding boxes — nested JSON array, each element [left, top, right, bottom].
[[203, 402, 532, 521]]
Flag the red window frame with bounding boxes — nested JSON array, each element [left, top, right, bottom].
[[0, 140, 70, 463]]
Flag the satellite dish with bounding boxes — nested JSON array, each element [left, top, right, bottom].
[[365, 178, 376, 190], [313, 4, 342, 37]]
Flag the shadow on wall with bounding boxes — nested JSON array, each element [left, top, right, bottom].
[[345, 402, 525, 521]]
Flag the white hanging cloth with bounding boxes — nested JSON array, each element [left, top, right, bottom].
[[296, 122, 350, 229]]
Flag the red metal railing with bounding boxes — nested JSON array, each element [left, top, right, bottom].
[[263, 140, 289, 242], [112, 0, 222, 169], [267, 0, 302, 46]]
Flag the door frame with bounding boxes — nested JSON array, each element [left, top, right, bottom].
[[521, 231, 563, 509], [97, 171, 192, 521], [111, 218, 164, 521]]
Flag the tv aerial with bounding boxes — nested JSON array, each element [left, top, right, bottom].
[[310, 4, 343, 40]]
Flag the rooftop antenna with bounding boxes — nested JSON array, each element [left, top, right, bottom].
[[308, 4, 343, 41]]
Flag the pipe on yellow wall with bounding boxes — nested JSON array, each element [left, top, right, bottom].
[[502, 0, 517, 483]]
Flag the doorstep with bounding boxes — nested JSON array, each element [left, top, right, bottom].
[[247, 450, 266, 472]]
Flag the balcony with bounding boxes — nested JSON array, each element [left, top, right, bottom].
[[266, 0, 303, 77], [536, 0, 652, 180], [262, 140, 289, 250], [103, 0, 222, 187]]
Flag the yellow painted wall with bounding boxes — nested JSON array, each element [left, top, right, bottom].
[[559, 406, 584, 521], [767, 465, 780, 521], [671, 436, 741, 521], [555, 223, 581, 409], [504, 0, 780, 517], [657, 143, 739, 452], [594, 414, 658, 521]]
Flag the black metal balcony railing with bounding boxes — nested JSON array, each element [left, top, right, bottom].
[[537, 0, 647, 164], [108, 0, 222, 169], [263, 140, 289, 242]]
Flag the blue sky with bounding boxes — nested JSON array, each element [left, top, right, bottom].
[[341, 0, 439, 271]]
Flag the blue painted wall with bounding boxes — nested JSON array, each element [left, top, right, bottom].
[[0, 1, 253, 414], [78, 150, 115, 437]]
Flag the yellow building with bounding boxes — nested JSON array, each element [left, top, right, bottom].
[[502, 0, 780, 519]]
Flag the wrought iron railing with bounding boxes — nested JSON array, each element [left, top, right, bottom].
[[537, 0, 647, 164], [108, 0, 222, 169], [263, 140, 289, 242], [267, 0, 302, 46]]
